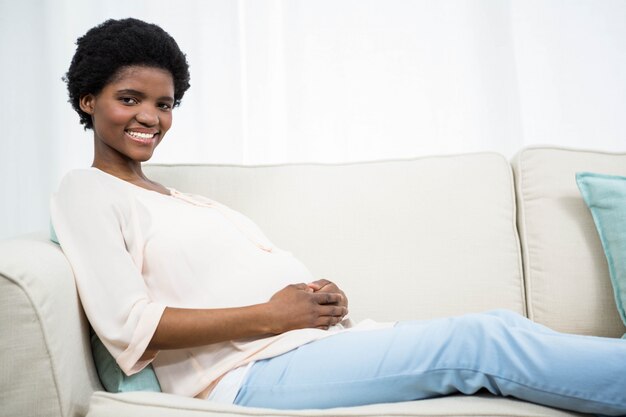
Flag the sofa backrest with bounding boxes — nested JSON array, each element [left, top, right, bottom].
[[145, 152, 525, 323], [512, 146, 626, 337]]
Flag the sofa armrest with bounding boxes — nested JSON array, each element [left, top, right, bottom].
[[0, 233, 101, 417]]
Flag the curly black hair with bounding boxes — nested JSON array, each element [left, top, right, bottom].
[[65, 18, 191, 130]]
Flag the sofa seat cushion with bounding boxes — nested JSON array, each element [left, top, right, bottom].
[[87, 391, 585, 417]]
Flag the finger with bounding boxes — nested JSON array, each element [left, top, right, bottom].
[[317, 279, 335, 291], [318, 305, 348, 318], [307, 279, 332, 291], [312, 292, 343, 305], [292, 283, 313, 292]]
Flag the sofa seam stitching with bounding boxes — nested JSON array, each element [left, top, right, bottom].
[[91, 391, 551, 417], [505, 159, 527, 317], [144, 151, 509, 170], [514, 150, 534, 321]]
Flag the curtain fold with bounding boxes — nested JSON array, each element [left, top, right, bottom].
[[1, 0, 625, 238]]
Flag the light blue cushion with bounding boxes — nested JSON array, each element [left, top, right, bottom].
[[90, 329, 161, 393], [576, 172, 626, 338], [49, 221, 162, 392], [49, 220, 59, 245]]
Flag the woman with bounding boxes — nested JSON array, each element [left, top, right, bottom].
[[52, 18, 626, 414]]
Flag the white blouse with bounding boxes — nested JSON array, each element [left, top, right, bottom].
[[50, 168, 386, 398]]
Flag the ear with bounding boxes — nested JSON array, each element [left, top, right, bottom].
[[79, 94, 96, 115]]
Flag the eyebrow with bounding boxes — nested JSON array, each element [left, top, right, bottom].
[[116, 89, 175, 103]]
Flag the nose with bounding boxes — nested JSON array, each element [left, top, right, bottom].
[[135, 107, 159, 126]]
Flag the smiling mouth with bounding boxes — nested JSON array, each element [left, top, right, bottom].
[[125, 130, 158, 144]]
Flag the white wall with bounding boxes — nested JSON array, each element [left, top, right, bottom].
[[1, 0, 625, 238], [511, 0, 626, 148]]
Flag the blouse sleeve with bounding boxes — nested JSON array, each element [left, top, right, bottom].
[[50, 171, 166, 375]]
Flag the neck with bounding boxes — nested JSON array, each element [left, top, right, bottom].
[[91, 134, 153, 182], [91, 159, 147, 182]]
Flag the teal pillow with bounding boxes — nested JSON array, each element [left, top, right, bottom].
[[49, 221, 162, 392], [576, 172, 626, 338], [49, 220, 59, 245], [90, 329, 161, 393]]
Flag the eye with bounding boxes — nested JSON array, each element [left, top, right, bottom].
[[119, 97, 138, 105], [158, 103, 173, 111]]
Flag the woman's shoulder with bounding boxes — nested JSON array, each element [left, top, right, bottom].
[[60, 167, 117, 184], [55, 168, 133, 205]]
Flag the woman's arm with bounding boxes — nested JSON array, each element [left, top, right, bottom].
[[147, 283, 347, 351]]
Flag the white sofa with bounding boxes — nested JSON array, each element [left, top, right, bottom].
[[1, 146, 625, 417]]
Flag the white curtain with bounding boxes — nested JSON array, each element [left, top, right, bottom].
[[1, 0, 625, 239]]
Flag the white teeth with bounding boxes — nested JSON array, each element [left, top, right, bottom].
[[126, 131, 156, 139]]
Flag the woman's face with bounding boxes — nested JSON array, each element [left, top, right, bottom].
[[80, 66, 175, 165]]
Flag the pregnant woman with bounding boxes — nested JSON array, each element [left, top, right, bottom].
[[51, 17, 626, 415]]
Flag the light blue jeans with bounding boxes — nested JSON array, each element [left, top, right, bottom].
[[234, 310, 626, 415]]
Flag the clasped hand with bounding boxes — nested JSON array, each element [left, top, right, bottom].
[[267, 279, 349, 333]]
